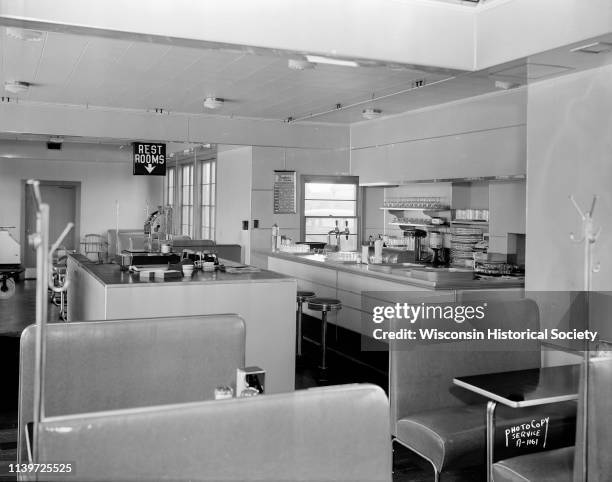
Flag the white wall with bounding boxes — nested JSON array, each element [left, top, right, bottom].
[[0, 102, 349, 150], [477, 0, 612, 69], [0, 142, 162, 245], [362, 187, 385, 240], [215, 146, 253, 261], [526, 65, 612, 292], [526, 65, 612, 367]]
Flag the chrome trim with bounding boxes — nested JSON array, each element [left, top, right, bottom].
[[486, 400, 497, 482], [392, 437, 440, 482], [453, 378, 578, 408]]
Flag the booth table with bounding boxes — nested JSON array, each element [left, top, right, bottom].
[[454, 364, 581, 482]]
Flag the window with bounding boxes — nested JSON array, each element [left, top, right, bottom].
[[302, 175, 359, 251], [200, 159, 216, 240], [165, 148, 216, 240], [180, 164, 194, 237], [166, 167, 175, 210]]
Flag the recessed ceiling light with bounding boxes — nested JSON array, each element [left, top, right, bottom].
[[6, 27, 45, 42], [362, 108, 382, 120], [305, 55, 359, 68], [203, 96, 224, 109], [4, 81, 30, 94], [570, 41, 612, 54], [288, 59, 315, 71]]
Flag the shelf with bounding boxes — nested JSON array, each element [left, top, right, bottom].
[[389, 222, 448, 229], [380, 207, 451, 211], [450, 220, 489, 225]]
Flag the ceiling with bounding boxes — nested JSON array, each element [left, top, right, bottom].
[[2, 25, 612, 127]]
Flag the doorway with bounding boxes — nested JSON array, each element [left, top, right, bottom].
[[22, 181, 81, 279]]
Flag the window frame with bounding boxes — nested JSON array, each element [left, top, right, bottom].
[[301, 175, 360, 248], [179, 163, 194, 237], [199, 158, 216, 240], [165, 149, 217, 240]]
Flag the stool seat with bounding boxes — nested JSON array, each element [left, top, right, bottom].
[[297, 291, 316, 302], [308, 298, 342, 312]]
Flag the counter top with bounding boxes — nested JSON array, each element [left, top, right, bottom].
[[261, 250, 524, 290], [68, 253, 293, 289]]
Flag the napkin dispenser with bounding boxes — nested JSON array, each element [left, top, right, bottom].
[[236, 366, 265, 396]]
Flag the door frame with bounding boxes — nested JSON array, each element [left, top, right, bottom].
[[21, 180, 81, 270]]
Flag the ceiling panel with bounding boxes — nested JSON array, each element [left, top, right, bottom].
[[3, 24, 611, 127], [1, 28, 45, 86], [33, 32, 89, 88]]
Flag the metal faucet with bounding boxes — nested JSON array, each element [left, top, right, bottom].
[[327, 221, 341, 252], [343, 220, 350, 240]]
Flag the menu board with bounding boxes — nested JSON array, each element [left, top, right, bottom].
[[273, 170, 297, 214]]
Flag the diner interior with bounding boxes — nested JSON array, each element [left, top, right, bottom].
[[1, 1, 612, 481]]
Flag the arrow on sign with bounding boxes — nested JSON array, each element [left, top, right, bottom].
[[145, 164, 155, 174]]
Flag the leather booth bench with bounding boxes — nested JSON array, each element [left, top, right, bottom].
[[29, 384, 392, 481], [389, 299, 577, 480], [18, 314, 245, 464]]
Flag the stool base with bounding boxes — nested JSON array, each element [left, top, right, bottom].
[[317, 366, 329, 384]]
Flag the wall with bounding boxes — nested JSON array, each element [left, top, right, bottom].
[[361, 187, 384, 240], [526, 64, 612, 367], [526, 65, 612, 292], [0, 142, 162, 246], [215, 146, 253, 261], [476, 0, 612, 69], [249, 146, 350, 268], [349, 89, 527, 184], [0, 102, 349, 151]]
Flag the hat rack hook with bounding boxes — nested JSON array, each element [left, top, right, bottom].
[[569, 194, 601, 292]]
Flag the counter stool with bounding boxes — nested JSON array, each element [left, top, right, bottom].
[[296, 291, 315, 357], [307, 297, 342, 381]]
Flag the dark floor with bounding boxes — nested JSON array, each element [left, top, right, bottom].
[[0, 280, 483, 481]]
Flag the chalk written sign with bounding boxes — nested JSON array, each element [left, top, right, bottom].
[[505, 417, 550, 449], [133, 142, 166, 176], [273, 170, 296, 214]]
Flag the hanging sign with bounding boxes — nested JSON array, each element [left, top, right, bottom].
[[273, 170, 296, 214], [133, 142, 166, 176]]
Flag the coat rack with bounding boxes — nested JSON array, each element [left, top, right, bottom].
[[569, 194, 601, 482], [26, 180, 73, 462], [569, 195, 601, 291]]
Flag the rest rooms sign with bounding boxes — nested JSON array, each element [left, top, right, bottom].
[[133, 142, 166, 176]]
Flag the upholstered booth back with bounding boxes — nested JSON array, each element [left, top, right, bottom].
[[31, 384, 391, 481], [18, 315, 245, 463], [573, 355, 612, 481], [389, 299, 542, 435]]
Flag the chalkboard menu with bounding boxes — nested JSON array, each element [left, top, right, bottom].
[[273, 170, 297, 214]]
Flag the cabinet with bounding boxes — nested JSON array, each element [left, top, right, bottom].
[[351, 126, 526, 185]]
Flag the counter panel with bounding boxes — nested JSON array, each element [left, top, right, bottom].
[[264, 251, 523, 337], [67, 254, 297, 394]]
